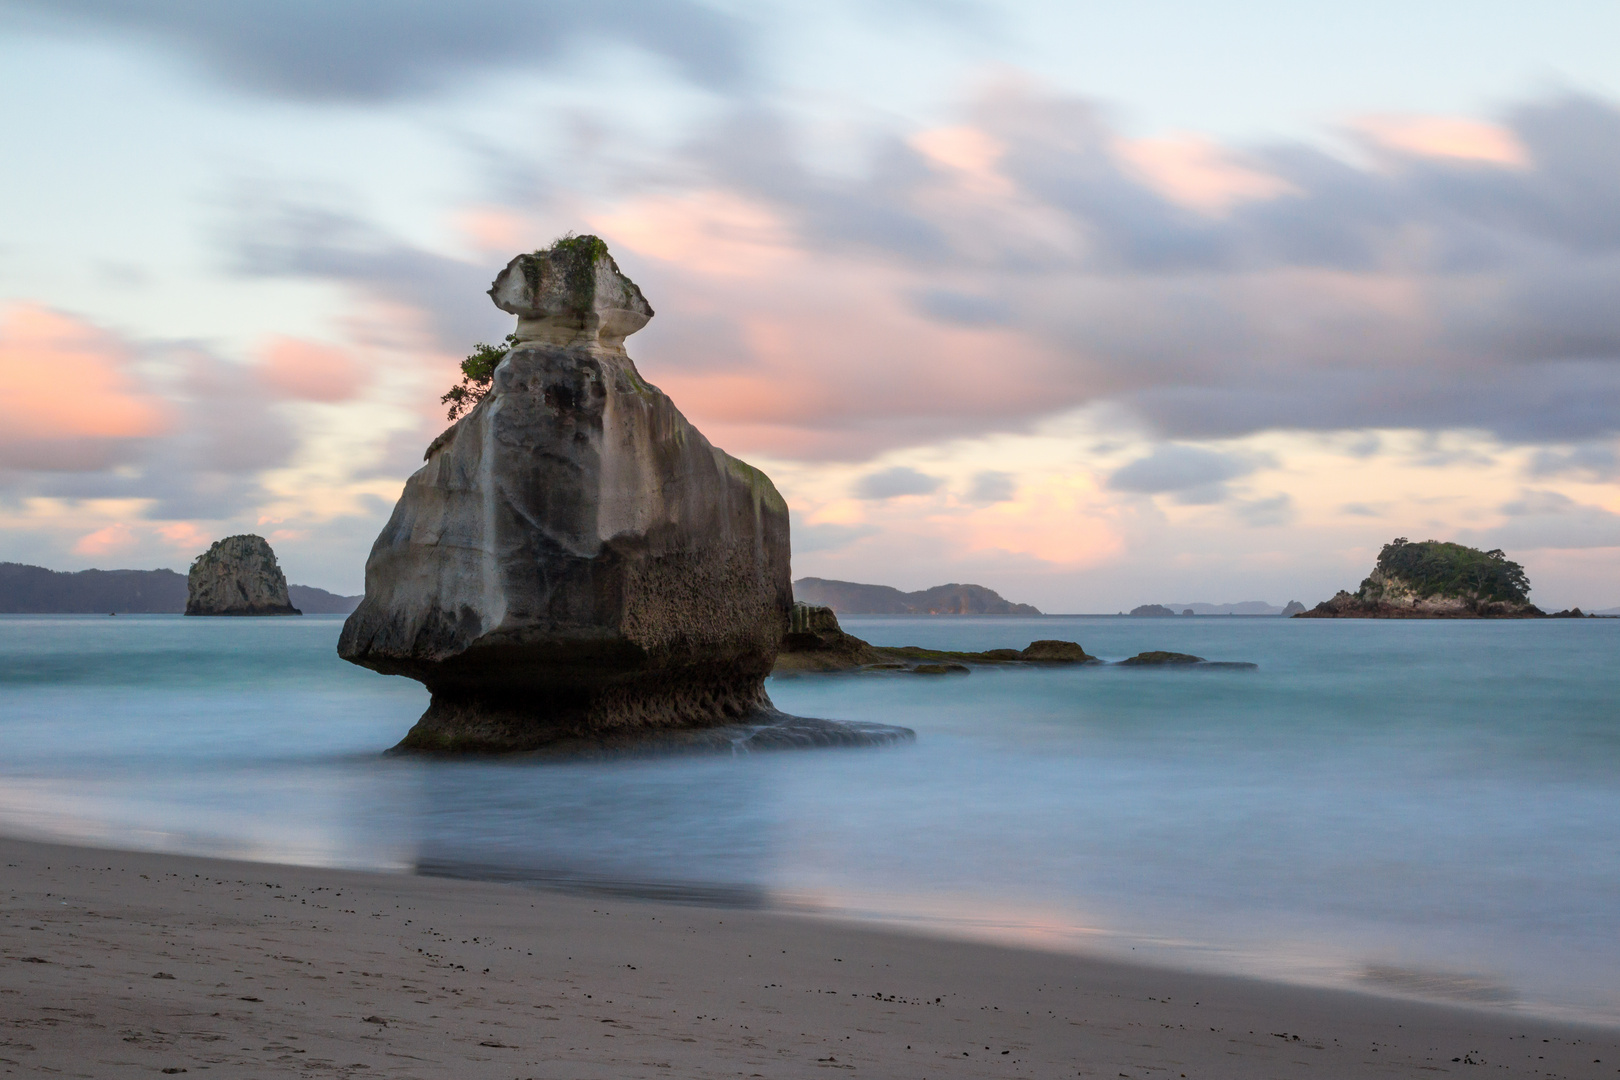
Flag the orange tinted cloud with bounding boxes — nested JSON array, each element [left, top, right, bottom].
[[911, 126, 1014, 198], [72, 522, 137, 556], [455, 206, 542, 252], [944, 474, 1123, 566], [1115, 134, 1298, 214], [591, 192, 795, 277], [259, 336, 365, 402], [592, 194, 1067, 459], [1353, 115, 1529, 167], [156, 521, 210, 550], [0, 304, 168, 444]]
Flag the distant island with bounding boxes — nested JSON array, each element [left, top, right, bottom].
[[1296, 538, 1582, 619], [793, 577, 1040, 615], [0, 562, 361, 615], [1130, 601, 1304, 616]]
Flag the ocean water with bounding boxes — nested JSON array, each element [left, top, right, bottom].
[[1, 613, 1617, 1023]]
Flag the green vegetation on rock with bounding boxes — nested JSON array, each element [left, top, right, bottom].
[[1363, 538, 1530, 604], [441, 332, 518, 421], [440, 234, 619, 420], [537, 232, 610, 312]]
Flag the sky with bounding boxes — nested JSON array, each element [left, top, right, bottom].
[[3, 0, 1620, 612]]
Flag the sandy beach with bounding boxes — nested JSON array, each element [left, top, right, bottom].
[[1, 837, 1615, 1078]]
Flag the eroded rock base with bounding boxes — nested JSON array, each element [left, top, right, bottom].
[[392, 702, 912, 759], [1296, 592, 1544, 618]]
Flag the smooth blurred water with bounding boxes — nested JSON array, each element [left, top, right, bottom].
[[1, 613, 1617, 1023]]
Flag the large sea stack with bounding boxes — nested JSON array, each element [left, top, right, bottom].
[[185, 534, 301, 616], [339, 237, 837, 753]]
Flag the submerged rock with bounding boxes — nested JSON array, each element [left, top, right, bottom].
[[185, 535, 300, 616], [1019, 639, 1094, 662], [337, 237, 907, 753], [1118, 651, 1256, 669]]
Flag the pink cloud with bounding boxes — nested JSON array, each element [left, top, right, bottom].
[[155, 521, 210, 550], [0, 305, 169, 467], [941, 475, 1125, 567], [72, 522, 138, 556], [591, 192, 795, 277], [593, 197, 1069, 460], [1352, 114, 1529, 167], [454, 206, 548, 253], [258, 336, 365, 402], [1114, 134, 1299, 214], [910, 126, 1014, 197]]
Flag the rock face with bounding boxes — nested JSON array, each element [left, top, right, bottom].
[[338, 237, 803, 753], [774, 603, 883, 672], [1298, 538, 1543, 618], [185, 535, 301, 616]]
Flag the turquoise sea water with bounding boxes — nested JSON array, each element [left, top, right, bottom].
[[1, 613, 1617, 1023]]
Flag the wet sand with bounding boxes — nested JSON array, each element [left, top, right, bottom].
[[2, 836, 1616, 1078]]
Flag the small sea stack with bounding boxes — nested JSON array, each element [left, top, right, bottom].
[[185, 534, 301, 616], [339, 237, 910, 754]]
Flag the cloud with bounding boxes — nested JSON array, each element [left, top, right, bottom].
[[207, 87, 1620, 464], [698, 89, 1620, 447], [0, 304, 169, 471], [71, 522, 137, 556], [1351, 115, 1530, 168], [1106, 445, 1263, 504], [258, 337, 366, 402], [854, 466, 942, 499], [788, 511, 878, 555], [0, 306, 302, 527], [1527, 443, 1620, 481], [1469, 489, 1620, 550], [1232, 493, 1295, 527], [3, 0, 753, 101], [912, 288, 1012, 326], [228, 201, 510, 354], [1113, 133, 1299, 214], [965, 470, 1017, 504]]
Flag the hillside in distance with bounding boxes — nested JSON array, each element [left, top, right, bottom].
[[793, 577, 1041, 615], [1133, 601, 1293, 616], [0, 562, 362, 615]]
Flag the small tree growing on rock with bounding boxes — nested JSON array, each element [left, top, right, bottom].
[[440, 333, 518, 421]]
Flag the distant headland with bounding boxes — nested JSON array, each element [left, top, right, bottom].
[[1297, 538, 1586, 619], [0, 560, 360, 614], [793, 577, 1040, 615], [1129, 601, 1305, 617]]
